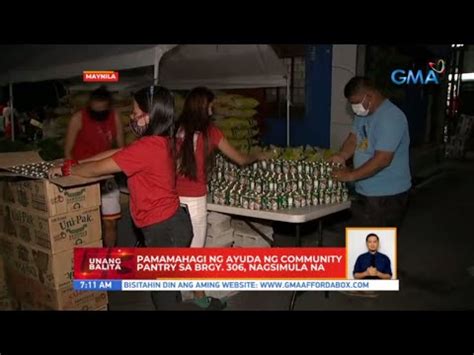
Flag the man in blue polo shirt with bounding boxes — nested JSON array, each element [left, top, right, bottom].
[[354, 233, 392, 279], [331, 76, 411, 228]]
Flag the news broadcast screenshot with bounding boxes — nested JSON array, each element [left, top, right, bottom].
[[0, 44, 472, 312]]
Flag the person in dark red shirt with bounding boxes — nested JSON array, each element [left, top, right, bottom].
[[176, 87, 268, 309], [64, 86, 124, 247], [52, 86, 193, 310]]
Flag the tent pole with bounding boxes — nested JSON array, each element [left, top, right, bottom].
[[286, 76, 290, 147], [153, 47, 160, 85], [9, 82, 14, 142]]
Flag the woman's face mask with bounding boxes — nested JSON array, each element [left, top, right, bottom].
[[130, 112, 149, 137], [208, 101, 214, 117], [351, 95, 370, 117]]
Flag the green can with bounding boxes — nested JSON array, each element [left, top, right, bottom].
[[279, 194, 289, 209], [270, 194, 279, 211], [275, 161, 282, 174], [301, 194, 307, 208], [327, 178, 334, 189], [249, 194, 256, 210], [255, 178, 263, 194], [250, 178, 255, 191], [319, 178, 327, 190], [289, 193, 296, 208], [291, 179, 298, 192], [297, 176, 304, 191], [305, 175, 313, 192], [277, 181, 285, 194], [242, 195, 250, 209], [342, 188, 349, 202], [292, 194, 300, 208], [319, 190, 325, 205], [325, 189, 332, 204], [290, 161, 298, 175], [313, 179, 319, 191], [269, 160, 275, 172], [255, 195, 262, 210]]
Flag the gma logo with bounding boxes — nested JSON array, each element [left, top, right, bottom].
[[391, 69, 440, 85]]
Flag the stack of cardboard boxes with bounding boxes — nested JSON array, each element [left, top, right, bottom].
[[0, 152, 108, 310], [205, 212, 274, 248], [231, 219, 273, 248], [206, 212, 234, 247], [0, 255, 17, 310]]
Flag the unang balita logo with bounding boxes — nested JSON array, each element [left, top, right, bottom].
[[391, 59, 446, 85], [83, 71, 119, 82]]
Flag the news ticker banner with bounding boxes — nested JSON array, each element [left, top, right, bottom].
[[73, 248, 399, 291]]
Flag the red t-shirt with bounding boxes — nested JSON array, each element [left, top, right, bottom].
[[176, 124, 224, 197], [112, 136, 179, 228], [72, 109, 117, 161]]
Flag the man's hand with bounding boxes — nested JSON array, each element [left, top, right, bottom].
[[328, 154, 346, 166], [332, 167, 355, 182], [367, 267, 378, 277]]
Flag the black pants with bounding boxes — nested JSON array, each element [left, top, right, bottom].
[[141, 206, 193, 310], [349, 190, 410, 228]]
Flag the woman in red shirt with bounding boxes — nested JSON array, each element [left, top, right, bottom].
[[52, 86, 193, 311], [176, 87, 267, 309]]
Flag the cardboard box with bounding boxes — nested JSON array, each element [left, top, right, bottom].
[[0, 298, 18, 310], [7, 268, 108, 310], [0, 254, 5, 281], [1, 179, 100, 217], [207, 212, 231, 236], [0, 233, 102, 290], [231, 219, 274, 241], [0, 151, 109, 217], [233, 230, 271, 248], [1, 256, 18, 310], [206, 228, 234, 247], [0, 204, 102, 254]]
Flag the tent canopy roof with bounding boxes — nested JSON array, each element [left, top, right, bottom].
[[0, 44, 287, 89]]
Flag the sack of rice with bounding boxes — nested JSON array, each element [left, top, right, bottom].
[[215, 94, 259, 109], [214, 117, 257, 130], [213, 104, 257, 118]]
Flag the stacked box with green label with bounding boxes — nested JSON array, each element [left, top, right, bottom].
[[0, 160, 108, 310]]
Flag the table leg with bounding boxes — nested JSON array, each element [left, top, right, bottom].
[[289, 223, 303, 310], [289, 290, 302, 311], [318, 219, 323, 247], [318, 219, 329, 299], [296, 224, 301, 247]]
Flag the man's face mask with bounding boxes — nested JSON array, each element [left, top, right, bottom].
[[89, 108, 110, 121], [130, 113, 149, 137], [351, 95, 370, 117]]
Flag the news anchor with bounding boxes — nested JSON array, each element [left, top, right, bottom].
[[353, 233, 392, 280]]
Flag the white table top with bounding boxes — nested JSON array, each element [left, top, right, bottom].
[[207, 201, 351, 224]]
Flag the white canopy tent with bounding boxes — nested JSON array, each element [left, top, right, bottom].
[[0, 44, 291, 145], [0, 44, 174, 141], [0, 44, 175, 85], [160, 44, 287, 89]]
